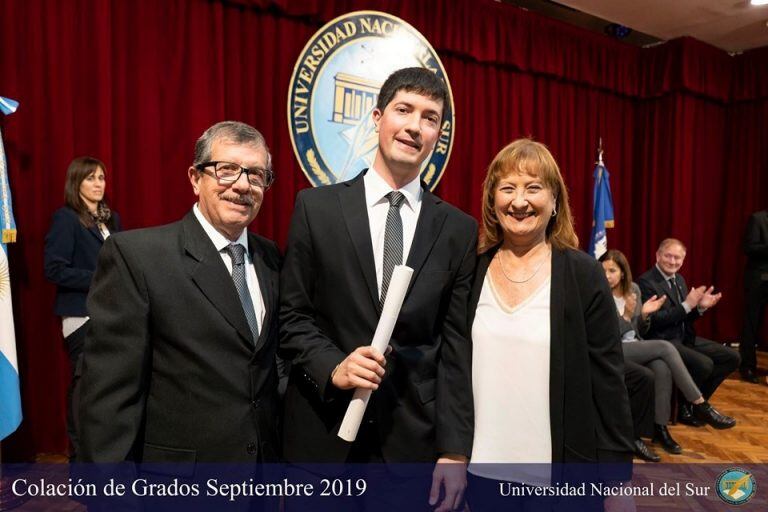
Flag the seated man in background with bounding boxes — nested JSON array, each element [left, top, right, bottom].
[[637, 238, 740, 428]]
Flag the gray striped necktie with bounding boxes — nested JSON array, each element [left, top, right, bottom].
[[225, 243, 259, 343], [381, 191, 405, 308]]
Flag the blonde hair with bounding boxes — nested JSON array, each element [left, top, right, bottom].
[[479, 138, 578, 252]]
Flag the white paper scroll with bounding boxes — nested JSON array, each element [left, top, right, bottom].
[[337, 265, 414, 442]]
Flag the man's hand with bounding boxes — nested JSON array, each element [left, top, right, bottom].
[[641, 294, 666, 320], [429, 455, 468, 512], [683, 285, 706, 310], [331, 346, 386, 390], [698, 286, 722, 310]]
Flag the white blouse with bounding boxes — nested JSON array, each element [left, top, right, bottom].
[[469, 273, 552, 485]]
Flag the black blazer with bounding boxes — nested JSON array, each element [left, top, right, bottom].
[[468, 246, 634, 464], [637, 266, 700, 345], [44, 206, 122, 316], [279, 172, 477, 463], [79, 211, 281, 463], [744, 210, 768, 276]]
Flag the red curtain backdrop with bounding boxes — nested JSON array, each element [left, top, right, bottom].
[[1, 0, 767, 458]]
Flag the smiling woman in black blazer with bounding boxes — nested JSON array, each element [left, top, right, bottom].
[[44, 156, 121, 460], [466, 139, 634, 511]]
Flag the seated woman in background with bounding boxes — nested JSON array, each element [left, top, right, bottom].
[[44, 156, 121, 461], [467, 139, 634, 511], [599, 249, 736, 458]]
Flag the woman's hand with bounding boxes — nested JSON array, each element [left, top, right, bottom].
[[641, 294, 666, 320], [623, 292, 637, 321]]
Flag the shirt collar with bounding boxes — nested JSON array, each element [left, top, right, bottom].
[[363, 167, 422, 212], [193, 203, 249, 254], [655, 263, 675, 281]]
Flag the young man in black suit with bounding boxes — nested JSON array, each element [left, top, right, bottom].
[[79, 121, 282, 463], [280, 68, 476, 511], [637, 238, 739, 428]]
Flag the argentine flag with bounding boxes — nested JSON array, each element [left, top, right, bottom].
[[0, 115, 22, 440]]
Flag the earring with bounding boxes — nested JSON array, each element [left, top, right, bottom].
[[551, 208, 557, 217]]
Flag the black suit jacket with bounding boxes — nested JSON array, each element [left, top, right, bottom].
[[44, 206, 122, 316], [468, 246, 634, 464], [279, 172, 477, 463], [744, 210, 768, 276], [79, 211, 281, 463], [637, 266, 700, 345]]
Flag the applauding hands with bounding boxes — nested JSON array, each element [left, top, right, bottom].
[[684, 285, 722, 311], [640, 294, 666, 320]]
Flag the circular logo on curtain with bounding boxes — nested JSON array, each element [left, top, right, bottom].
[[287, 10, 454, 190], [715, 468, 756, 505]]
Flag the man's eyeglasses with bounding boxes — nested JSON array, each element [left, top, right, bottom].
[[195, 161, 275, 189]]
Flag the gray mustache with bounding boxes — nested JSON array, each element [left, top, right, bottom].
[[220, 194, 255, 206]]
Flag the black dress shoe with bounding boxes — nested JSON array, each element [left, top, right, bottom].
[[741, 368, 760, 384], [678, 402, 704, 427], [653, 424, 682, 454], [692, 401, 736, 429], [634, 439, 660, 462]]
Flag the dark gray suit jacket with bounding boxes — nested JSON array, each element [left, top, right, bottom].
[[637, 266, 701, 345], [79, 211, 281, 463]]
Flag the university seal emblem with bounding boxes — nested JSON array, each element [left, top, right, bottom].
[[287, 11, 454, 189]]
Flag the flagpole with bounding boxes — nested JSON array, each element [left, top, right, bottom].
[[597, 137, 604, 167]]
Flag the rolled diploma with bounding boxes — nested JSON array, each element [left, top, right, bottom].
[[337, 265, 414, 442]]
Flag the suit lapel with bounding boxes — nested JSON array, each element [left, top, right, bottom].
[[338, 175, 380, 313], [651, 266, 678, 305], [181, 212, 255, 347], [87, 224, 104, 243], [467, 248, 494, 330], [248, 234, 276, 353], [404, 188, 448, 298], [549, 247, 565, 464]]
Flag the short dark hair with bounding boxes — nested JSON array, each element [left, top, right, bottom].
[[375, 67, 448, 118], [193, 121, 271, 170]]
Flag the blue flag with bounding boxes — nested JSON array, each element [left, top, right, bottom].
[[588, 162, 614, 259], [0, 104, 22, 440]]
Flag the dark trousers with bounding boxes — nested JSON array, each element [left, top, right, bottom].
[[740, 279, 768, 371], [64, 320, 88, 461], [624, 361, 654, 438], [670, 337, 740, 400]]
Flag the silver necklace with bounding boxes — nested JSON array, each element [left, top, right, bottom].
[[497, 247, 551, 284]]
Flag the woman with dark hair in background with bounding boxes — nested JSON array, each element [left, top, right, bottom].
[[467, 139, 633, 511], [44, 156, 121, 460], [599, 249, 735, 459]]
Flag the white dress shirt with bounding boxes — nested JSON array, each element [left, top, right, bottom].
[[364, 168, 422, 295], [193, 204, 265, 332]]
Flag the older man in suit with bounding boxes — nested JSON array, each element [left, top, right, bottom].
[[79, 121, 282, 463], [637, 238, 739, 429], [740, 210, 768, 384], [280, 68, 475, 511]]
